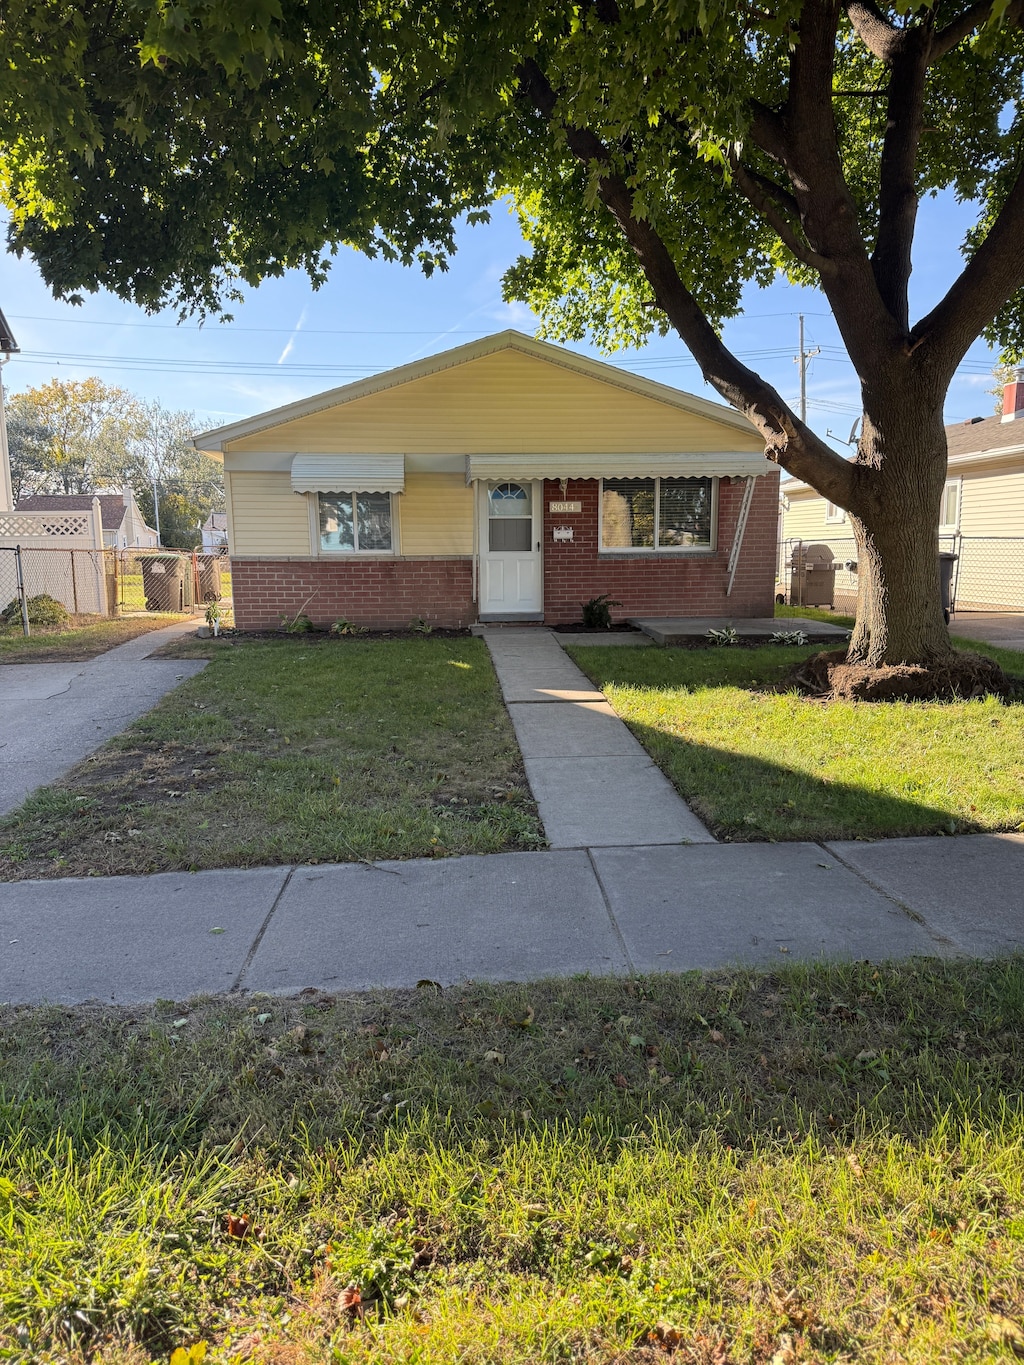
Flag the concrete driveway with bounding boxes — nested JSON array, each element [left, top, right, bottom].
[[0, 617, 206, 817]]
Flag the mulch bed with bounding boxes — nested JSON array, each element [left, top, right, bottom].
[[782, 647, 1015, 701]]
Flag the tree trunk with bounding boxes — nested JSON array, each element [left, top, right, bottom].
[[845, 402, 954, 668]]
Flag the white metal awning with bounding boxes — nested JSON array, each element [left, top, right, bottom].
[[290, 454, 405, 494], [464, 452, 773, 482]]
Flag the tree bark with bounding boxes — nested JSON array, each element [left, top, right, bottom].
[[845, 402, 954, 666]]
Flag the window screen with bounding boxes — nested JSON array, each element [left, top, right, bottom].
[[601, 477, 712, 550], [319, 492, 392, 552]]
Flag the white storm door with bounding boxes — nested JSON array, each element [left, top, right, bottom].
[[479, 480, 543, 616]]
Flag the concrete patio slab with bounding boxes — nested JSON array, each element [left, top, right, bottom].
[[0, 866, 290, 1004], [632, 616, 850, 646], [243, 851, 627, 992], [508, 701, 646, 759], [591, 843, 948, 971], [950, 612, 1024, 651], [525, 756, 715, 847], [826, 834, 1024, 957]]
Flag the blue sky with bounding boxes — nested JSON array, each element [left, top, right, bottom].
[[0, 191, 1003, 446]]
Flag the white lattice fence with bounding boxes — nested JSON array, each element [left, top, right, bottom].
[[0, 511, 94, 538]]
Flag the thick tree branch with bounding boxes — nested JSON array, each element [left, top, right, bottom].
[[930, 0, 1023, 60], [515, 56, 859, 504], [845, 0, 904, 60], [870, 27, 929, 328], [784, 0, 905, 369], [729, 155, 835, 274], [911, 162, 1024, 376]]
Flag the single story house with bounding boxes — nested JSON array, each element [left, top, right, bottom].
[[193, 331, 780, 631], [780, 369, 1024, 611], [16, 486, 159, 550]]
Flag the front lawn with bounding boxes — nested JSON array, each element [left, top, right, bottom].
[[566, 642, 1024, 841], [2, 959, 1023, 1363], [0, 637, 542, 878], [0, 613, 188, 663]]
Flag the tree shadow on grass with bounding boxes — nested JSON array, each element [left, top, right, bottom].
[[625, 722, 967, 841]]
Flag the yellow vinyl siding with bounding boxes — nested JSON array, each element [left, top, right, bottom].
[[399, 472, 473, 555], [226, 350, 762, 456], [781, 492, 842, 542], [959, 468, 1024, 536], [227, 472, 311, 555]]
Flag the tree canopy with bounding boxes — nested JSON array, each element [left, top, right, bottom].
[[3, 0, 1023, 670], [8, 379, 224, 547]]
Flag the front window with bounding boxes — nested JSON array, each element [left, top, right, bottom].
[[600, 477, 713, 551], [825, 501, 846, 523], [318, 491, 393, 553]]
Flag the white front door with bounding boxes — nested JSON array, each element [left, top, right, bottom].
[[479, 480, 543, 617]]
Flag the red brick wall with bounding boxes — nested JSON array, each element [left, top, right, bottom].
[[541, 474, 780, 623], [231, 557, 475, 631]]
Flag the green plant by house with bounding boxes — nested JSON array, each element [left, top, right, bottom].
[[331, 617, 368, 636], [282, 611, 314, 634], [410, 616, 434, 635], [581, 594, 622, 630], [204, 599, 222, 636], [1, 593, 69, 631], [705, 626, 740, 647], [769, 629, 809, 646]]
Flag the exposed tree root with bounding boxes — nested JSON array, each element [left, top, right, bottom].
[[780, 648, 1014, 702]]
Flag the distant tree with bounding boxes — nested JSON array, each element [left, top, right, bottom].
[[9, 379, 144, 495], [5, 404, 52, 503]]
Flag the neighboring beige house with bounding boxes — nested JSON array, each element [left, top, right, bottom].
[[16, 487, 159, 549], [780, 370, 1024, 612], [193, 330, 780, 631]]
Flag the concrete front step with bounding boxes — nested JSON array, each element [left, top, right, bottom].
[[632, 615, 850, 646]]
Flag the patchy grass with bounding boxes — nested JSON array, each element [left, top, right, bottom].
[[0, 637, 542, 879], [1, 959, 1024, 1363], [565, 641, 1024, 841], [0, 613, 188, 663]]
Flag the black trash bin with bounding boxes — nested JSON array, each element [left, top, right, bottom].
[[196, 554, 223, 603], [939, 551, 958, 624], [141, 554, 187, 612]]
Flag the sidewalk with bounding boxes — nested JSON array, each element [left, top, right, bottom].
[[0, 617, 205, 817], [1, 620, 1023, 1007], [1, 835, 1022, 1005]]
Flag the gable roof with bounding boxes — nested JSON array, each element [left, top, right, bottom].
[[0, 306, 18, 355], [193, 329, 760, 453], [17, 494, 129, 531]]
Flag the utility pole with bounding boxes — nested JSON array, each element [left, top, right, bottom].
[[795, 314, 820, 424]]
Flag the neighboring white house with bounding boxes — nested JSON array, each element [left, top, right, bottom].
[[16, 487, 159, 549], [201, 511, 228, 552], [780, 370, 1024, 611]]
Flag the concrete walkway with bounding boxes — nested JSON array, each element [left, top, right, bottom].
[[951, 611, 1024, 650], [482, 628, 714, 847], [1, 834, 1022, 1004], [0, 617, 206, 816]]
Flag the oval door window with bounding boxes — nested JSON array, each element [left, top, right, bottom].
[[488, 482, 532, 552]]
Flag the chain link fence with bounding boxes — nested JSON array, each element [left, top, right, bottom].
[[0, 545, 111, 622], [777, 535, 1024, 615]]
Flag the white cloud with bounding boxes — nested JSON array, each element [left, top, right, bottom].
[[277, 307, 308, 364]]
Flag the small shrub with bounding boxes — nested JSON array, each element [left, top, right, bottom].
[[1, 593, 70, 630], [769, 629, 809, 646], [705, 626, 740, 647], [281, 611, 315, 634], [410, 616, 434, 635], [581, 594, 622, 629], [330, 617, 367, 637]]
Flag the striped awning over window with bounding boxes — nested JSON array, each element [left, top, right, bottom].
[[290, 454, 405, 494], [464, 452, 773, 482]]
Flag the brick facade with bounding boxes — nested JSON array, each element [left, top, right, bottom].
[[231, 471, 779, 630], [231, 556, 475, 631], [541, 474, 780, 623]]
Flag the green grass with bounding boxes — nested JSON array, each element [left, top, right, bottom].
[[0, 637, 543, 879], [0, 613, 187, 663], [565, 641, 1024, 841], [2, 960, 1024, 1362]]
